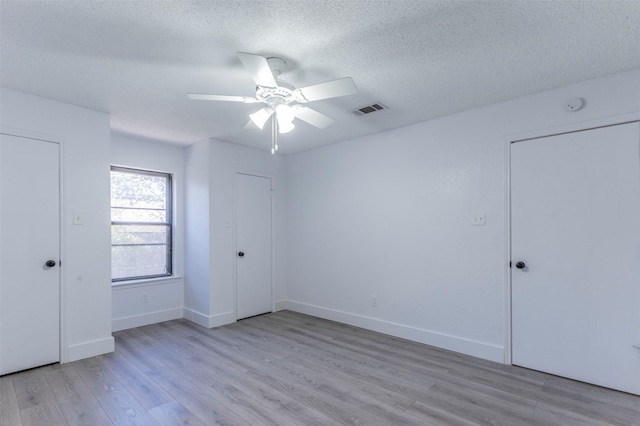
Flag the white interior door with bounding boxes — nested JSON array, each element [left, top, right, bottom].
[[511, 122, 640, 395], [236, 173, 272, 320], [0, 133, 61, 375]]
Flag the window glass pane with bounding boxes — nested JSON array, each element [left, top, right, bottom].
[[111, 170, 167, 210], [112, 224, 169, 245], [112, 244, 168, 280], [111, 207, 166, 222], [110, 166, 172, 282]]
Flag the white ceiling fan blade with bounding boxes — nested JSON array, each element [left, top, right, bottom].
[[237, 52, 278, 88], [187, 94, 259, 103], [294, 77, 358, 103], [293, 105, 335, 129]]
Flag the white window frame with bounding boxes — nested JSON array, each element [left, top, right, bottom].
[[110, 166, 173, 282]]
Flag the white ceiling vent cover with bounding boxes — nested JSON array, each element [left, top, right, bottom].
[[353, 103, 388, 116]]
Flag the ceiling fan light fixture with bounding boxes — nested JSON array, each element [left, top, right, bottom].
[[276, 104, 295, 123], [249, 107, 273, 129], [277, 117, 295, 134], [188, 52, 359, 151], [275, 104, 295, 133]]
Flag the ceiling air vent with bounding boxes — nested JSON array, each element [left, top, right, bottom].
[[352, 103, 387, 116]]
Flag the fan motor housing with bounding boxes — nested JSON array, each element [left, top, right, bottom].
[[256, 80, 295, 104], [266, 57, 287, 76]]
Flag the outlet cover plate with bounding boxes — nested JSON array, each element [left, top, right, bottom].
[[472, 212, 486, 226]]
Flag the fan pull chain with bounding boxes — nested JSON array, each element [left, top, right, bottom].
[[271, 114, 278, 154], [271, 114, 275, 154]]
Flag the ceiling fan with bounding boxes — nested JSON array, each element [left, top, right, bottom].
[[187, 52, 358, 153]]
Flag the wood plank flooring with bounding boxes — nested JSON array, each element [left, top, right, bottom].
[[1, 311, 639, 425]]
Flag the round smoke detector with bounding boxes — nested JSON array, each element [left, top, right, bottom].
[[565, 98, 585, 112]]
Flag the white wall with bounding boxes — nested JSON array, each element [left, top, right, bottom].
[[184, 140, 211, 322], [184, 139, 287, 327], [0, 88, 113, 362], [110, 133, 185, 331], [285, 68, 640, 362]]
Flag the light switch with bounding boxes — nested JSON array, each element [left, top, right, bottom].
[[73, 211, 83, 225], [472, 212, 486, 226]]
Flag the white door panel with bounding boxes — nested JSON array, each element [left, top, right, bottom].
[[511, 122, 640, 395], [236, 173, 272, 320], [0, 134, 61, 375]]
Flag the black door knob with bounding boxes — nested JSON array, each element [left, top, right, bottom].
[[238, 252, 245, 257], [515, 261, 526, 269], [45, 260, 56, 268]]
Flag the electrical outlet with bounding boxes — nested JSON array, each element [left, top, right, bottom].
[[141, 292, 149, 303], [372, 295, 378, 307]]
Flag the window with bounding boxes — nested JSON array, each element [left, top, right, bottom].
[[110, 167, 172, 282]]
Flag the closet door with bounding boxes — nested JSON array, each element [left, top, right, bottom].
[[235, 173, 272, 320], [511, 122, 640, 395], [0, 133, 60, 375]]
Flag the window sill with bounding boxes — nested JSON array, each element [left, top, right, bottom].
[[111, 276, 183, 290]]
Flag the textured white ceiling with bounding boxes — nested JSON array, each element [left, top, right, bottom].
[[1, 1, 639, 154]]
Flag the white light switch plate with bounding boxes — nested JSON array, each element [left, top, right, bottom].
[[472, 212, 486, 226], [73, 211, 83, 225]]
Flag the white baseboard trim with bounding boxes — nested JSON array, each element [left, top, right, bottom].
[[66, 336, 115, 363], [274, 300, 287, 311], [285, 300, 504, 363], [183, 307, 236, 328], [112, 308, 183, 332]]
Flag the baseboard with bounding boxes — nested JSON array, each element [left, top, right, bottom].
[[67, 336, 115, 363], [183, 307, 236, 328], [112, 308, 183, 332], [285, 300, 504, 363], [274, 300, 287, 311]]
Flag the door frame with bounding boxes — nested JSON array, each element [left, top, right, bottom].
[[233, 170, 275, 319], [0, 126, 67, 364], [503, 112, 640, 365]]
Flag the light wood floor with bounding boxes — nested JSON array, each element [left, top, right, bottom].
[[1, 311, 639, 425]]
